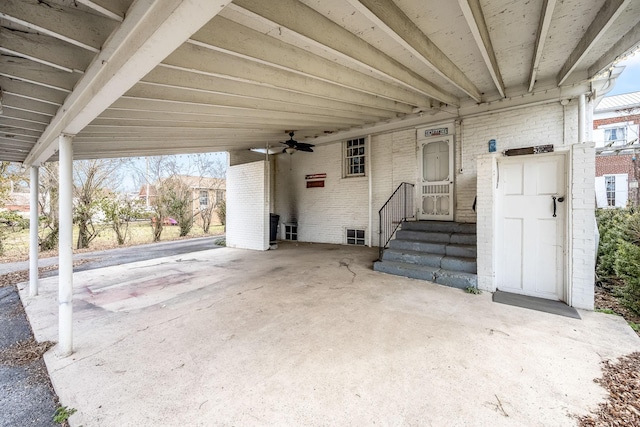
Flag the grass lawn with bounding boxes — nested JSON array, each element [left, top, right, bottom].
[[0, 221, 225, 262]]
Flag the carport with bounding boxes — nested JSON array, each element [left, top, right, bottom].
[[19, 242, 640, 425], [1, 0, 640, 358]]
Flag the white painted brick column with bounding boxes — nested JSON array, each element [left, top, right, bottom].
[[476, 154, 498, 292], [227, 161, 270, 251], [569, 143, 596, 310]]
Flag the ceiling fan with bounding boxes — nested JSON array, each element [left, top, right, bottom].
[[281, 132, 315, 154]]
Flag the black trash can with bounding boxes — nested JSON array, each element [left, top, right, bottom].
[[269, 214, 280, 243]]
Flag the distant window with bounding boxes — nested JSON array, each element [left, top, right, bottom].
[[199, 190, 209, 208], [344, 137, 366, 177], [215, 190, 225, 206], [346, 229, 365, 246], [604, 127, 626, 144], [605, 176, 616, 206]]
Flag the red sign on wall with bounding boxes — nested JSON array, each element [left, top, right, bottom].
[[307, 180, 325, 188]]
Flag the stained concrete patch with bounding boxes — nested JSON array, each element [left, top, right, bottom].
[[19, 243, 640, 427]]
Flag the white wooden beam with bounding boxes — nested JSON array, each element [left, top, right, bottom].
[[0, 135, 37, 144], [135, 72, 395, 120], [24, 0, 235, 166], [0, 117, 46, 132], [87, 118, 350, 130], [0, 57, 77, 92], [190, 17, 440, 107], [0, 0, 117, 52], [0, 127, 42, 138], [458, 0, 505, 98], [557, 0, 631, 86], [100, 108, 365, 127], [0, 79, 66, 106], [108, 98, 372, 124], [74, 0, 125, 22], [0, 28, 94, 72], [1, 94, 58, 116], [2, 107, 50, 125], [231, 0, 459, 106], [347, 0, 482, 102], [528, 0, 557, 92], [589, 21, 640, 77], [164, 43, 416, 113]]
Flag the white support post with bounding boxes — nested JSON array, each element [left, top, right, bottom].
[[578, 93, 586, 143], [58, 134, 74, 357], [29, 166, 39, 297]]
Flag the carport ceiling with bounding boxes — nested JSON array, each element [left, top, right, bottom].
[[0, 0, 639, 164]]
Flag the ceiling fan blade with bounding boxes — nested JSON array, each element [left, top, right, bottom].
[[295, 142, 315, 149], [297, 146, 314, 152]]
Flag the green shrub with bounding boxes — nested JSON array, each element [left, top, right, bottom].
[[597, 207, 640, 315], [613, 210, 640, 315], [596, 208, 627, 277]]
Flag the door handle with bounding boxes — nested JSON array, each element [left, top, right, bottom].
[[552, 196, 565, 217]]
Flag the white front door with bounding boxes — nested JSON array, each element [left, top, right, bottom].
[[496, 154, 566, 300], [418, 135, 454, 220]]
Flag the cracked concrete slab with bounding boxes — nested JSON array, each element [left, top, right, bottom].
[[18, 242, 640, 426]]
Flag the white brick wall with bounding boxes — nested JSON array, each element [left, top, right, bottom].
[[269, 100, 593, 308], [457, 103, 578, 222], [275, 129, 417, 247], [227, 160, 269, 251]]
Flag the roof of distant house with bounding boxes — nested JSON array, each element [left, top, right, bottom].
[[596, 91, 640, 113]]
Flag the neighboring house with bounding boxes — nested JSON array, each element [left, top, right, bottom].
[[139, 175, 226, 225], [594, 91, 640, 208], [2, 191, 31, 217]]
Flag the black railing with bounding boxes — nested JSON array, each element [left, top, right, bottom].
[[379, 182, 415, 259]]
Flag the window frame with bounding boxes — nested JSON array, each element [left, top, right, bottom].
[[346, 228, 366, 246], [199, 190, 209, 208], [605, 175, 616, 207], [343, 137, 366, 178], [604, 127, 627, 145]]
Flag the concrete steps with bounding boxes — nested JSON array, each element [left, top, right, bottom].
[[374, 221, 477, 289]]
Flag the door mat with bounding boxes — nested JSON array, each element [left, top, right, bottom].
[[493, 290, 581, 319]]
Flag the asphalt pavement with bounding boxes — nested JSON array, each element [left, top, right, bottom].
[[0, 235, 224, 276]]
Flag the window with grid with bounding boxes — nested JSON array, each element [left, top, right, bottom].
[[344, 137, 366, 177], [346, 229, 365, 246], [605, 176, 616, 206], [199, 190, 209, 208]]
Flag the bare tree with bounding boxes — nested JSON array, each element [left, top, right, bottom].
[[74, 159, 124, 249], [0, 162, 28, 254], [193, 154, 226, 233], [140, 154, 227, 239], [38, 162, 59, 251], [101, 194, 145, 245]]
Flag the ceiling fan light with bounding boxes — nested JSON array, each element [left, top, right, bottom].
[[285, 146, 297, 155]]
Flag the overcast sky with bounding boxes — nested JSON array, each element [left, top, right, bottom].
[[608, 53, 640, 96]]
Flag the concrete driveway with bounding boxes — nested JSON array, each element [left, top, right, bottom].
[[19, 242, 640, 426]]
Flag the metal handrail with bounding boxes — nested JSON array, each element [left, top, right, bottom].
[[378, 182, 415, 259]]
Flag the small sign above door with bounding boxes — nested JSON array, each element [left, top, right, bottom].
[[424, 127, 449, 137]]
